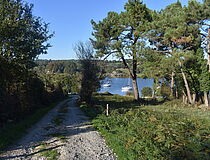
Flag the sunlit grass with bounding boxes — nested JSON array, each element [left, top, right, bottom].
[[37, 144, 60, 160], [85, 94, 210, 160]]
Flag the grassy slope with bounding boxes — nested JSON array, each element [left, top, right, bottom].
[[0, 98, 67, 151], [84, 94, 210, 160]]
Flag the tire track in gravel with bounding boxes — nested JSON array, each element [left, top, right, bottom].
[[0, 95, 116, 160]]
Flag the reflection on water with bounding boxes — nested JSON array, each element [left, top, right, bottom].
[[98, 77, 153, 96]]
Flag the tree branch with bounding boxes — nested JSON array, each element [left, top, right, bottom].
[[203, 23, 210, 27], [120, 52, 134, 79], [102, 51, 117, 60]]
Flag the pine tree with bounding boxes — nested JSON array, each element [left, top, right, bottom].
[[91, 0, 151, 100], [148, 1, 210, 104]]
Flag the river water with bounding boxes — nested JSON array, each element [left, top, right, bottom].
[[98, 77, 153, 96]]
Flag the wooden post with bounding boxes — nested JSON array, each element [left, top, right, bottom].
[[106, 104, 109, 116]]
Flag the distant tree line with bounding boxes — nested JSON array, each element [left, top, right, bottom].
[[35, 59, 127, 77], [35, 60, 80, 74]]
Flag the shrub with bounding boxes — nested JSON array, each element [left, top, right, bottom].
[[156, 84, 171, 99], [141, 87, 153, 97]]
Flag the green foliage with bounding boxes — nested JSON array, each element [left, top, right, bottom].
[[0, 0, 52, 67], [91, 95, 210, 160], [141, 0, 210, 104], [197, 48, 210, 92], [91, 0, 151, 58], [75, 41, 101, 103], [35, 60, 80, 74], [0, 0, 63, 125], [141, 87, 153, 97], [35, 59, 130, 78], [91, 0, 152, 100], [156, 83, 171, 99], [39, 72, 79, 95]]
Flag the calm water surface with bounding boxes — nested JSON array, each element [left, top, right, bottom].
[[99, 77, 153, 96]]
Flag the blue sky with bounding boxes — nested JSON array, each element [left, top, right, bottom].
[[25, 0, 202, 60]]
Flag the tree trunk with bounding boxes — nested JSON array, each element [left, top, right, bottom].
[[170, 72, 175, 97], [120, 55, 139, 101], [178, 60, 193, 104], [181, 70, 193, 104], [132, 78, 139, 100], [204, 29, 210, 107], [204, 91, 210, 107], [174, 81, 179, 99], [132, 53, 139, 100], [192, 93, 196, 104], [152, 79, 157, 98], [182, 90, 188, 104], [175, 87, 179, 99], [208, 28, 210, 72]]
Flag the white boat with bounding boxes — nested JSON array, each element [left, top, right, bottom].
[[121, 77, 133, 92], [121, 85, 133, 92], [103, 83, 111, 87], [102, 78, 112, 87]]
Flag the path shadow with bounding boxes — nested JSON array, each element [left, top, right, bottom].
[[0, 145, 63, 160], [0, 96, 96, 160]]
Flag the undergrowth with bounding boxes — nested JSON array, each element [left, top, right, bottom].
[[84, 94, 210, 160]]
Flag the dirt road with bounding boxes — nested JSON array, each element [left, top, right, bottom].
[[0, 95, 116, 160]]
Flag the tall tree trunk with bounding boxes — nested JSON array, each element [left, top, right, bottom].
[[174, 80, 179, 99], [170, 72, 175, 97], [152, 79, 156, 99], [121, 55, 139, 101], [132, 77, 139, 100], [192, 94, 196, 104], [175, 86, 179, 99], [178, 60, 193, 104], [206, 29, 210, 107], [182, 90, 188, 104], [132, 53, 139, 101], [208, 28, 210, 72], [204, 91, 210, 107]]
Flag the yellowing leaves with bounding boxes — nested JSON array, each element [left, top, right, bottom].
[[171, 35, 193, 45], [148, 116, 158, 122]]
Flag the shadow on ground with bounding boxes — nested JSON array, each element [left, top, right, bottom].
[[0, 96, 96, 160]]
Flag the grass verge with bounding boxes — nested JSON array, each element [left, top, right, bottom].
[[0, 98, 68, 151], [83, 94, 210, 160], [37, 144, 60, 160], [41, 149, 60, 160]]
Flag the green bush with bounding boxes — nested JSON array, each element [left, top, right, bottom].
[[141, 87, 153, 97], [156, 84, 171, 99], [91, 95, 210, 160]]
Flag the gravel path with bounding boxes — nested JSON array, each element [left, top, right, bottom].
[[0, 95, 116, 160]]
